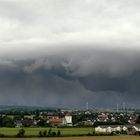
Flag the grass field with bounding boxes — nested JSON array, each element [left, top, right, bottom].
[[0, 127, 94, 136], [0, 136, 139, 140]]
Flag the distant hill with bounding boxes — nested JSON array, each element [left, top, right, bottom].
[[0, 105, 59, 112]]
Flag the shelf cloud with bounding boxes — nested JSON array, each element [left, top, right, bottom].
[[0, 0, 140, 108]]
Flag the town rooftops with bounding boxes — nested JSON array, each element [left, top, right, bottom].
[[48, 118, 63, 124]]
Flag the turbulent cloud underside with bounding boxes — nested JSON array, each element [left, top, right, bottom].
[[0, 0, 140, 108]]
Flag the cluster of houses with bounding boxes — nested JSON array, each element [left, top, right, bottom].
[[95, 125, 140, 134], [95, 112, 137, 124], [4, 109, 139, 135], [15, 114, 73, 128]]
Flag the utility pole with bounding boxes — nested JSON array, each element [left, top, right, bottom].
[[123, 102, 125, 111], [117, 104, 119, 112], [86, 102, 89, 110]]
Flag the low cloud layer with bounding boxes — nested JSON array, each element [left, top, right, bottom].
[[1, 0, 140, 59]]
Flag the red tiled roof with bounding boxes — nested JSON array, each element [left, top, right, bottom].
[[49, 118, 63, 124], [98, 115, 108, 121]]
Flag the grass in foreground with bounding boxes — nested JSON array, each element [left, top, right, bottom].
[[0, 127, 94, 136], [0, 136, 139, 140]]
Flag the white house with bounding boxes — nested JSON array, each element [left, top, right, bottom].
[[95, 125, 139, 134], [63, 115, 72, 126], [95, 126, 107, 132], [106, 126, 112, 133], [122, 126, 128, 131], [95, 125, 123, 133], [111, 126, 121, 132], [133, 126, 139, 131]]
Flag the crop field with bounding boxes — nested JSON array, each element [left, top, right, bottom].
[[0, 127, 94, 136], [0, 136, 139, 140]]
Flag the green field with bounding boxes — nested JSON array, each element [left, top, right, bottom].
[[0, 136, 139, 140], [0, 127, 94, 136]]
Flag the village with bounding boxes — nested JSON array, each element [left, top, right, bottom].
[[0, 108, 140, 135]]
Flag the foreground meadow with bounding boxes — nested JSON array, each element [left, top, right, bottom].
[[0, 127, 94, 136], [0, 136, 139, 140]]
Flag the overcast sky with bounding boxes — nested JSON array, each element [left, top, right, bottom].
[[0, 0, 140, 109]]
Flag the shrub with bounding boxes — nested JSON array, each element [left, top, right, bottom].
[[93, 130, 95, 136], [136, 131, 140, 136], [110, 131, 116, 136], [87, 132, 91, 136], [121, 130, 127, 134], [52, 131, 56, 137], [0, 133, 5, 137], [17, 129, 25, 137]]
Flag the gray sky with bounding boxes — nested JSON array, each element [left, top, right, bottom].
[[0, 0, 140, 108]]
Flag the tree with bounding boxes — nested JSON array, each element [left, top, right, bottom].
[[137, 115, 140, 124], [38, 131, 43, 137], [35, 110, 40, 119], [37, 119, 46, 127], [57, 130, 61, 136], [1, 116, 15, 127], [52, 131, 56, 137], [93, 129, 95, 136], [48, 128, 52, 136], [43, 130, 47, 137]]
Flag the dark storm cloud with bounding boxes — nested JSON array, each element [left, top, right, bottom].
[[0, 0, 140, 108], [0, 50, 140, 108]]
